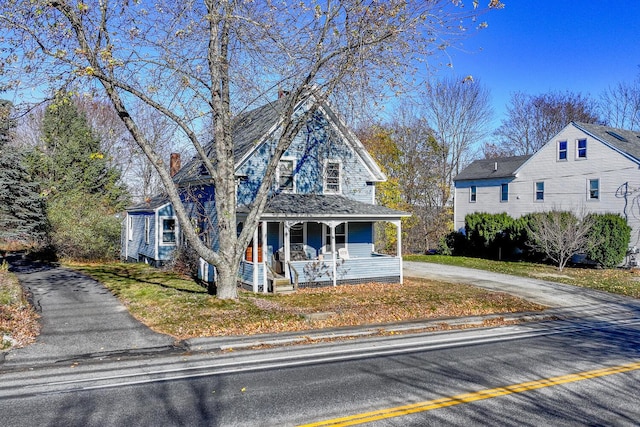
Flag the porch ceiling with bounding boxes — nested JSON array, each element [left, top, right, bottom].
[[240, 193, 410, 222]]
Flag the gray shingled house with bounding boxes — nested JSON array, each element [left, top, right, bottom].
[[454, 122, 640, 247], [123, 94, 409, 292]]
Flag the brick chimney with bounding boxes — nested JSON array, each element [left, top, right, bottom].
[[170, 153, 181, 177]]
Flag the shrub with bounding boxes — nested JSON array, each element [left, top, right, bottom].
[[438, 231, 467, 256], [585, 213, 631, 268]]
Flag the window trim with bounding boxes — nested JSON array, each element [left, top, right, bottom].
[[277, 157, 296, 193], [535, 181, 544, 202], [470, 185, 477, 203], [576, 138, 587, 159], [588, 178, 600, 201], [323, 159, 342, 194], [557, 140, 568, 161], [500, 183, 509, 202], [144, 217, 150, 244], [127, 215, 133, 241], [159, 216, 178, 246]]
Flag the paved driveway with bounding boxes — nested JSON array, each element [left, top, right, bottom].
[[404, 261, 640, 318], [2, 255, 178, 368]]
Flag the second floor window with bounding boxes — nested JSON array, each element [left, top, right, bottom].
[[558, 140, 567, 160], [277, 159, 295, 193], [577, 139, 587, 158], [501, 183, 509, 202], [324, 161, 341, 193], [470, 186, 477, 202]]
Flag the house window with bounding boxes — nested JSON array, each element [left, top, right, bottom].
[[324, 160, 341, 194], [161, 218, 177, 244], [290, 223, 304, 245], [277, 159, 295, 193], [558, 140, 567, 160], [577, 139, 587, 159], [589, 179, 599, 200], [470, 186, 477, 202], [144, 217, 150, 244], [501, 183, 509, 202], [127, 215, 133, 241], [535, 182, 544, 201], [324, 223, 346, 252]]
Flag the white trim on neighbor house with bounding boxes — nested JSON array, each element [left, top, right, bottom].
[[587, 177, 600, 201]]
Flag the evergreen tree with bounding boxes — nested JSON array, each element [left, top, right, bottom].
[[33, 92, 129, 209], [0, 100, 48, 245], [26, 93, 130, 260]]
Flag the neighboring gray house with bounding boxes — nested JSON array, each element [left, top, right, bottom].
[[123, 94, 409, 292], [454, 122, 640, 246]]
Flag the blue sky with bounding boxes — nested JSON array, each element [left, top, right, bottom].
[[436, 1, 640, 128]]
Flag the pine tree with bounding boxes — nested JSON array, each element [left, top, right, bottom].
[[0, 100, 48, 245]]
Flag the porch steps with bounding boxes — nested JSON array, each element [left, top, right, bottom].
[[272, 276, 294, 294]]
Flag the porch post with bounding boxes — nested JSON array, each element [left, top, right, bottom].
[[252, 226, 259, 293], [262, 221, 268, 293], [284, 222, 291, 280], [395, 220, 403, 284], [331, 223, 337, 287]]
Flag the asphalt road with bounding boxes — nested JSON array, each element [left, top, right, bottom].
[[1, 314, 639, 426]]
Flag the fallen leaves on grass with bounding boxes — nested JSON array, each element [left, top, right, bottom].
[[0, 270, 40, 349]]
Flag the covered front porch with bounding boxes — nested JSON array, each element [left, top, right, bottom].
[[237, 194, 410, 293]]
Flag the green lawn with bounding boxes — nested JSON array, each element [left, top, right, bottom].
[[405, 255, 640, 299]]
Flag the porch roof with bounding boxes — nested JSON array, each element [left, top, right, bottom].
[[242, 193, 410, 221]]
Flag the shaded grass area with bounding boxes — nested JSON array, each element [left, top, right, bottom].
[[68, 262, 544, 340], [405, 255, 640, 299], [0, 265, 40, 349]]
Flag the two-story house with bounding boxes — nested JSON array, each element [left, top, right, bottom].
[[122, 94, 409, 292], [454, 122, 640, 247]]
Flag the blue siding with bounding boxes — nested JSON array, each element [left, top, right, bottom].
[[236, 111, 375, 204]]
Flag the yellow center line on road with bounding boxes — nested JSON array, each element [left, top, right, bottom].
[[299, 361, 640, 427]]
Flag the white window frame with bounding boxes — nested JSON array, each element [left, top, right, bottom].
[[144, 217, 150, 244], [290, 223, 305, 245], [277, 157, 296, 193], [322, 223, 347, 254], [557, 140, 568, 161], [588, 178, 600, 201], [127, 215, 133, 241], [159, 216, 178, 246], [323, 159, 342, 194], [470, 185, 477, 203], [535, 181, 544, 202], [576, 138, 587, 159]]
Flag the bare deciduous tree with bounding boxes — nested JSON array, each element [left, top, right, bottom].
[[527, 210, 595, 271], [493, 91, 600, 156], [0, 0, 503, 298], [600, 74, 640, 131]]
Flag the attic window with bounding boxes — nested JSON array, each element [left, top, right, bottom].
[[606, 130, 628, 142]]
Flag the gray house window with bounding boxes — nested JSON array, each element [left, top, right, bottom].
[[324, 160, 341, 194], [535, 182, 544, 201], [589, 179, 599, 200], [577, 139, 587, 159], [558, 140, 567, 160], [500, 183, 508, 202], [470, 185, 477, 202], [161, 218, 177, 244], [277, 159, 295, 193]]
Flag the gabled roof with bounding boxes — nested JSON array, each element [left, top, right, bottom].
[[172, 94, 386, 184], [127, 194, 170, 212], [453, 155, 532, 181], [240, 193, 410, 220], [572, 122, 640, 163]]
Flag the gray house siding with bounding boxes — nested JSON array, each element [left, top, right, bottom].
[[454, 122, 640, 245]]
